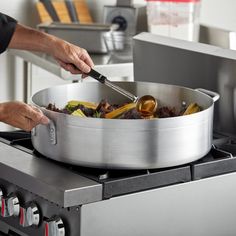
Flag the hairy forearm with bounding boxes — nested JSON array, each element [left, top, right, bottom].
[[0, 103, 6, 122], [8, 24, 57, 54], [7, 22, 93, 74]]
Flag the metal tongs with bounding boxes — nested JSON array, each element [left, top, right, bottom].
[[87, 69, 158, 116]]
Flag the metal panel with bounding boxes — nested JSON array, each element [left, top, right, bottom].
[[0, 142, 102, 207], [133, 32, 236, 134], [81, 172, 236, 236], [102, 166, 191, 199], [133, 32, 224, 89]]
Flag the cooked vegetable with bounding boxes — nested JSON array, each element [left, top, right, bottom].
[[66, 100, 97, 110], [93, 111, 102, 118], [46, 99, 202, 120], [71, 109, 86, 117], [105, 103, 136, 119], [183, 103, 201, 115]]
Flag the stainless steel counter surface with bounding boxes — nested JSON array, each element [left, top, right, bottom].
[[9, 49, 134, 80], [0, 140, 103, 207], [9, 49, 133, 102]]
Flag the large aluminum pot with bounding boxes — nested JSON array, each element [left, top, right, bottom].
[[31, 81, 219, 169]]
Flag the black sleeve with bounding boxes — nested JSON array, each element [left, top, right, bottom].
[[0, 12, 17, 54]]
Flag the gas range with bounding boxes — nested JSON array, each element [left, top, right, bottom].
[[0, 131, 236, 236]]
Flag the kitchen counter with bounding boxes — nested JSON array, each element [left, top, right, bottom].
[[9, 49, 133, 102], [9, 49, 133, 80]]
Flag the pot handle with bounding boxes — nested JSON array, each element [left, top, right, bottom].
[[32, 120, 57, 145], [48, 120, 57, 145], [31, 106, 57, 145], [195, 88, 220, 102]]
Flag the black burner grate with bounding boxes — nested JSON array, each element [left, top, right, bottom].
[[0, 131, 33, 153]]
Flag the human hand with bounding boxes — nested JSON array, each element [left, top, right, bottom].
[[0, 101, 49, 131], [8, 24, 94, 75], [49, 37, 94, 75]]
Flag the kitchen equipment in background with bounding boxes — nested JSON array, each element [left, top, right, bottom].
[[103, 31, 133, 61], [36, 0, 93, 23], [65, 0, 79, 22], [51, 0, 71, 23], [73, 0, 93, 23], [103, 0, 147, 36], [39, 0, 60, 22], [200, 24, 236, 50], [36, 1, 53, 22], [38, 22, 118, 53], [133, 31, 236, 135], [146, 0, 201, 41], [31, 81, 219, 169]]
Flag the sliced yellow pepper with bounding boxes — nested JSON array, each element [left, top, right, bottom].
[[183, 103, 201, 115], [67, 100, 97, 109], [105, 103, 136, 119], [71, 109, 86, 117]]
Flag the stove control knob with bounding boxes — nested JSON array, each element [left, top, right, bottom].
[[1, 198, 9, 217], [44, 216, 65, 236], [27, 203, 40, 226], [4, 196, 20, 217], [19, 207, 27, 227], [0, 188, 3, 209], [20, 203, 40, 227]]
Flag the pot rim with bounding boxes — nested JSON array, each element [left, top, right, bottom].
[[31, 81, 219, 123]]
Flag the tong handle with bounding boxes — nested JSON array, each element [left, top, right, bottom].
[[87, 69, 107, 83], [87, 69, 137, 102]]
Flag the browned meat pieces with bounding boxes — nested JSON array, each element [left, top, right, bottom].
[[74, 104, 95, 117], [96, 99, 117, 117], [46, 103, 63, 113], [119, 108, 142, 119], [156, 107, 179, 118]]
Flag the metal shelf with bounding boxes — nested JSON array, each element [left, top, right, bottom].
[[9, 49, 134, 102]]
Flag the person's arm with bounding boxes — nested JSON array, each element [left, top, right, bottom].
[[8, 24, 94, 74], [0, 101, 49, 131], [0, 13, 94, 131], [0, 12, 17, 54]]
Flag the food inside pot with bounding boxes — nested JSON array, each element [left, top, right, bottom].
[[46, 99, 202, 119]]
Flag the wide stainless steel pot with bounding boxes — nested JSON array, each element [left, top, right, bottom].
[[31, 81, 219, 169]]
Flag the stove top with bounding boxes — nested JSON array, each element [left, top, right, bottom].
[[1, 130, 236, 202], [1, 130, 236, 236]]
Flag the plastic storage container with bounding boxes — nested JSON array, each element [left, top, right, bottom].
[[146, 0, 201, 41]]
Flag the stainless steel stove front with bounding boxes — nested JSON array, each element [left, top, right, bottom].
[[0, 172, 236, 236], [0, 178, 82, 236], [0, 141, 102, 236], [80, 172, 236, 236]]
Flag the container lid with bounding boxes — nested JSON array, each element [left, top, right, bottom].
[[146, 0, 200, 2]]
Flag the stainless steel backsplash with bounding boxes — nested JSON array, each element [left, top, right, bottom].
[[133, 26, 236, 134]]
